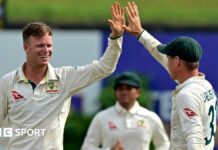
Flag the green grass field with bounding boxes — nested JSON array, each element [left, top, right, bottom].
[[6, 0, 218, 27]]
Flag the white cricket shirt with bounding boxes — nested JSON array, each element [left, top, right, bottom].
[[0, 37, 123, 150], [81, 101, 170, 150], [138, 31, 217, 150]]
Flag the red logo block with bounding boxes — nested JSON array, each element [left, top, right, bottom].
[[108, 121, 117, 129], [11, 91, 24, 101], [184, 108, 197, 118]]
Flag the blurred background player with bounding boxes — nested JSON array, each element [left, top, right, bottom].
[[81, 72, 170, 150], [123, 2, 217, 150]]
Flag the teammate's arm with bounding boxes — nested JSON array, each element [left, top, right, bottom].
[[124, 2, 168, 71], [81, 114, 113, 150], [151, 114, 170, 150], [176, 93, 205, 149]]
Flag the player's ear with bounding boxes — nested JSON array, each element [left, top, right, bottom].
[[174, 56, 181, 66], [175, 56, 179, 60], [23, 41, 29, 52]]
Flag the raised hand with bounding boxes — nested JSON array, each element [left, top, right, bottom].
[[123, 2, 144, 37], [108, 2, 125, 39]]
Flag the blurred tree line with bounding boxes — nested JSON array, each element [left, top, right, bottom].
[[64, 72, 154, 150], [3, 0, 218, 29], [0, 0, 7, 28]]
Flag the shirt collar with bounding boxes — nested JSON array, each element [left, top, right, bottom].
[[16, 64, 28, 83], [115, 101, 140, 115], [15, 63, 59, 83], [46, 63, 59, 81], [175, 72, 205, 92]]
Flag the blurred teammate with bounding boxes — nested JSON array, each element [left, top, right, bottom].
[[0, 2, 125, 150], [123, 2, 217, 150], [81, 72, 170, 150]]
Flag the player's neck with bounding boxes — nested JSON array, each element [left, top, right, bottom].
[[178, 69, 199, 84], [23, 63, 48, 84]]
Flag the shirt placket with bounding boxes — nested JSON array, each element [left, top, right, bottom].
[[125, 112, 134, 128]]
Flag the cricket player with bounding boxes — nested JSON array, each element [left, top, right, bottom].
[[0, 2, 125, 149], [81, 72, 170, 150], [123, 2, 217, 150]]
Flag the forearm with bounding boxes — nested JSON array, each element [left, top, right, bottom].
[[138, 30, 168, 71], [97, 36, 122, 75]]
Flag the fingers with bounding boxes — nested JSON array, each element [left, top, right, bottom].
[[132, 2, 139, 16], [117, 3, 125, 18], [111, 4, 116, 19], [126, 2, 135, 18], [111, 1, 138, 17], [120, 7, 124, 17], [111, 1, 123, 16], [111, 1, 137, 19], [114, 2, 118, 15], [126, 2, 138, 17], [116, 2, 120, 14], [125, 5, 132, 21], [107, 19, 114, 28], [109, 1, 141, 37], [122, 25, 130, 33], [125, 2, 139, 23]]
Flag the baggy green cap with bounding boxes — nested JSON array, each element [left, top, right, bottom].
[[114, 72, 141, 89], [157, 36, 202, 62]]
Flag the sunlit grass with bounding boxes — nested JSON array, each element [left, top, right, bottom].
[[6, 0, 218, 26]]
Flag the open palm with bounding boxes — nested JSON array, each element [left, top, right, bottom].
[[108, 2, 125, 38], [123, 2, 143, 37]]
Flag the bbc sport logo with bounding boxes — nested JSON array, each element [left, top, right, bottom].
[[0, 128, 46, 137]]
